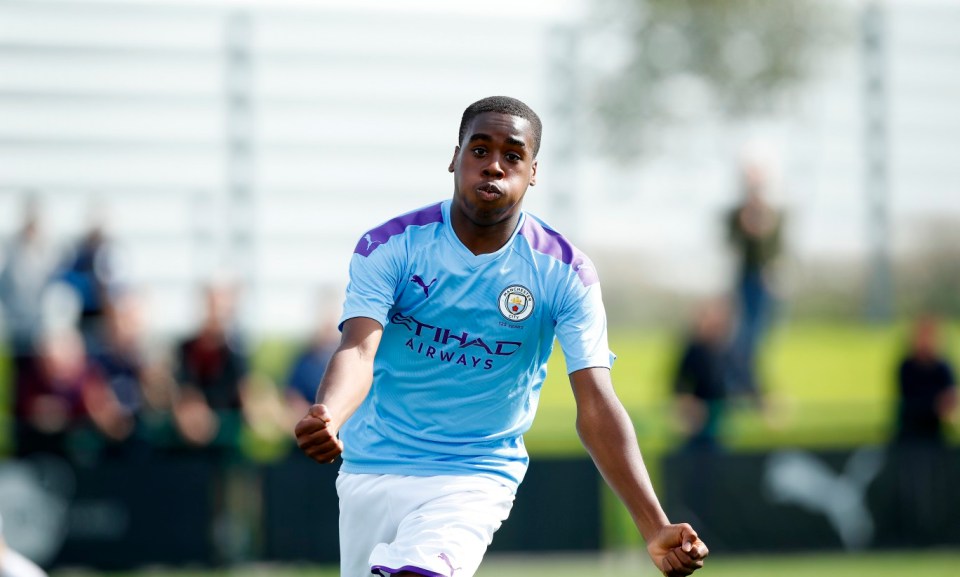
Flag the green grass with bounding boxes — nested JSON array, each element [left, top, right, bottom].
[[58, 550, 960, 577], [697, 551, 959, 577], [480, 551, 960, 577], [524, 320, 960, 453]]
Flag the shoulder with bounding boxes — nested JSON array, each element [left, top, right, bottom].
[[517, 213, 598, 287], [353, 202, 445, 257]]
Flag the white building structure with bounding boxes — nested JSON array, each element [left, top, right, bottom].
[[0, 0, 957, 337]]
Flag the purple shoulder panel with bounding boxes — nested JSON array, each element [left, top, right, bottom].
[[353, 203, 444, 257], [519, 216, 599, 286]]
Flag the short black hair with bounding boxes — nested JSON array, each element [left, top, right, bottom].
[[458, 96, 542, 157]]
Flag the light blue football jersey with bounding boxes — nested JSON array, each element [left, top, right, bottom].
[[338, 199, 614, 488]]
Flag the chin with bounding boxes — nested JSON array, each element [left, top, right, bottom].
[[476, 211, 515, 228]]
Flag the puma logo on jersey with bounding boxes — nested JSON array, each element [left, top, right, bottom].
[[363, 233, 380, 251], [411, 274, 438, 297]]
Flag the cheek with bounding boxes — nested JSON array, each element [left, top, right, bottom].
[[511, 169, 535, 186]]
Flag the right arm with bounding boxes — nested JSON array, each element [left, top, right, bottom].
[[294, 317, 383, 464]]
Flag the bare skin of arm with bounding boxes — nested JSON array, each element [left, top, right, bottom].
[[294, 317, 383, 463], [571, 367, 709, 577]]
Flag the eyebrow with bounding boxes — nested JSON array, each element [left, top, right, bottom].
[[467, 133, 528, 149]]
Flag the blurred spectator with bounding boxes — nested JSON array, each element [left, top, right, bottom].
[[13, 328, 93, 459], [0, 514, 47, 577], [171, 283, 250, 454], [673, 298, 732, 452], [171, 283, 264, 564], [0, 199, 57, 443], [893, 315, 957, 446], [284, 304, 340, 425], [890, 314, 957, 546], [57, 219, 119, 354], [83, 292, 152, 462], [726, 161, 783, 397]]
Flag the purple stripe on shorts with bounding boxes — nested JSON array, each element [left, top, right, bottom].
[[519, 215, 599, 286], [371, 565, 447, 577], [354, 203, 444, 257]]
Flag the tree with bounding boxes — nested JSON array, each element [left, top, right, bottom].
[[587, 0, 837, 160]]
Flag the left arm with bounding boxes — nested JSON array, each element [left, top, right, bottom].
[[571, 367, 708, 576]]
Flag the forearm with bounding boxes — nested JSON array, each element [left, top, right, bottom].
[[314, 345, 375, 429], [577, 399, 669, 542]]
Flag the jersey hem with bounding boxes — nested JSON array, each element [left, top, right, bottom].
[[340, 463, 520, 491]]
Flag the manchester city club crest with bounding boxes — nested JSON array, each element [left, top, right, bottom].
[[498, 285, 534, 322]]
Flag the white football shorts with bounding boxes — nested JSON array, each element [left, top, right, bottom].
[[336, 472, 516, 577]]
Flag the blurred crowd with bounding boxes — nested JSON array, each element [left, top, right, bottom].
[[672, 159, 784, 452], [3, 169, 956, 468], [0, 198, 339, 468], [671, 161, 958, 454]]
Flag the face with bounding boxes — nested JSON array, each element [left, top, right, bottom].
[[449, 112, 537, 229], [912, 317, 940, 359]]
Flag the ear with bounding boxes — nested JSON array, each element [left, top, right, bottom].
[[529, 159, 538, 187], [448, 146, 460, 173]]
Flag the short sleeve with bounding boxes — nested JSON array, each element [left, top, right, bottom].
[[554, 281, 616, 373], [340, 240, 404, 329]]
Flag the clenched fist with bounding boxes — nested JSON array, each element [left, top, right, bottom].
[[295, 404, 344, 464], [646, 523, 709, 576]]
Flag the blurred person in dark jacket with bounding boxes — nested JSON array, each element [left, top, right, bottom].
[[57, 218, 120, 355], [726, 161, 783, 398], [13, 328, 94, 459], [673, 299, 732, 453], [894, 314, 956, 446], [83, 292, 153, 462], [890, 314, 957, 546], [171, 282, 262, 564], [172, 283, 250, 454]]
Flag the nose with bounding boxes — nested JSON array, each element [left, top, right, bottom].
[[482, 156, 504, 178]]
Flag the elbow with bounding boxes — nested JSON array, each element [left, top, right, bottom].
[[577, 402, 636, 445], [575, 408, 606, 449]]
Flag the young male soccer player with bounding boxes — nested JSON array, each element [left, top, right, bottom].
[[295, 96, 709, 577]]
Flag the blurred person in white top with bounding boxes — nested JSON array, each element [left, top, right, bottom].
[[0, 197, 56, 360]]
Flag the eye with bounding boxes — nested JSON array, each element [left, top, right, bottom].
[[505, 152, 522, 163], [471, 147, 487, 157]]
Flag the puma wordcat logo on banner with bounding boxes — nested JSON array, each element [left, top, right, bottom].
[[764, 448, 885, 550]]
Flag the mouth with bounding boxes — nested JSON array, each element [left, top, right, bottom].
[[475, 182, 503, 202]]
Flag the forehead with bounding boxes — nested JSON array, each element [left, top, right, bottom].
[[462, 112, 535, 148]]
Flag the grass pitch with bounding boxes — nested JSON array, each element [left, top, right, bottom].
[[59, 550, 960, 577]]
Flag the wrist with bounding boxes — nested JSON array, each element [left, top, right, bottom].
[[636, 513, 671, 544]]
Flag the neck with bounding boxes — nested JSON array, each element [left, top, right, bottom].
[[451, 210, 521, 255]]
